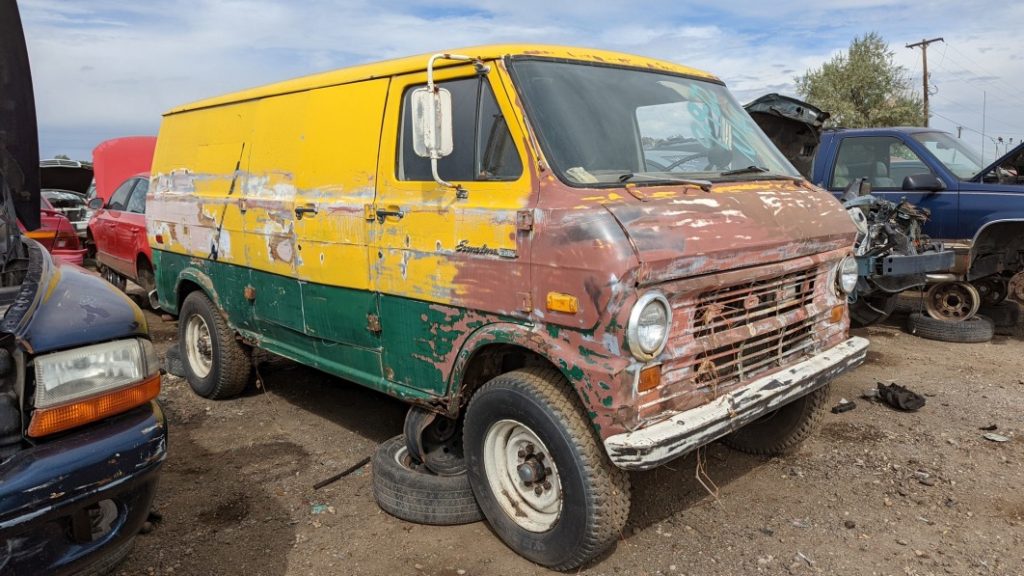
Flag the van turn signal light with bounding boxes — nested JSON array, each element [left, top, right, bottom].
[[546, 292, 579, 314], [638, 365, 661, 392], [830, 304, 845, 324]]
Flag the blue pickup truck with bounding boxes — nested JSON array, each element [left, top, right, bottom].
[[748, 94, 1024, 327]]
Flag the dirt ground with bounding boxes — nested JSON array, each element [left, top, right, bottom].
[[116, 303, 1024, 576]]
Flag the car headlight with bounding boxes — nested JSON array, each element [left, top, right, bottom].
[[627, 292, 672, 360], [836, 256, 859, 295], [28, 338, 161, 437]]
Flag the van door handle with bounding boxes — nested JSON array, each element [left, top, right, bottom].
[[294, 204, 318, 219], [375, 208, 405, 223]]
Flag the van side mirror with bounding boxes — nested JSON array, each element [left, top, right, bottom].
[[411, 87, 453, 160], [902, 173, 946, 193], [87, 197, 104, 210]]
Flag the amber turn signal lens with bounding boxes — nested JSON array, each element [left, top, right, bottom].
[[27, 374, 161, 438], [638, 365, 662, 393], [830, 304, 845, 324], [546, 292, 579, 314]]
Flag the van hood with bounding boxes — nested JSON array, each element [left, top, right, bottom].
[[602, 183, 856, 285]]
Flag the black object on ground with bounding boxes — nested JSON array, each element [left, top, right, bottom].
[[831, 399, 857, 414], [313, 455, 372, 490], [876, 383, 926, 411], [980, 424, 998, 431]]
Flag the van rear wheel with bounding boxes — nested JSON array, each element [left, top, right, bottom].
[[463, 367, 630, 570], [179, 291, 251, 399]]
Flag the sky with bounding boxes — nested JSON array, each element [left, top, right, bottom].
[[19, 0, 1024, 164]]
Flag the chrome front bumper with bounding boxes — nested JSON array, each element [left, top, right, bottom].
[[604, 336, 870, 470]]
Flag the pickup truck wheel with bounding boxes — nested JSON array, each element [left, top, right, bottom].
[[371, 435, 483, 526], [179, 291, 251, 399], [906, 312, 994, 343], [849, 292, 899, 327], [721, 383, 830, 456], [463, 368, 630, 570]]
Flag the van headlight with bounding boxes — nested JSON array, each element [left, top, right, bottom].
[[28, 339, 161, 437], [627, 292, 672, 360], [836, 256, 859, 295]]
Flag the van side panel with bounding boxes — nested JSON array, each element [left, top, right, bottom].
[[150, 79, 392, 385]]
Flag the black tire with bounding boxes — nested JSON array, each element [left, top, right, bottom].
[[372, 435, 483, 525], [849, 292, 899, 327], [403, 408, 466, 476], [163, 344, 186, 378], [905, 312, 994, 343], [463, 367, 630, 571], [721, 383, 830, 455], [978, 300, 1021, 327], [178, 291, 251, 399]]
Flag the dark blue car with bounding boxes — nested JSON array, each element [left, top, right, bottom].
[[0, 2, 166, 574]]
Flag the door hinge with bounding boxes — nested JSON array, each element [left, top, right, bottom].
[[516, 210, 535, 231], [367, 313, 382, 333], [364, 204, 376, 221]]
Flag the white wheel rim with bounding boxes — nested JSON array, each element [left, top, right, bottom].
[[482, 419, 562, 533], [185, 314, 213, 378]]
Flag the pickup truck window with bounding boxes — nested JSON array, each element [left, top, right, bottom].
[[910, 131, 984, 180], [831, 136, 931, 190], [510, 59, 797, 186]]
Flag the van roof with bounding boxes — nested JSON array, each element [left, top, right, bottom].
[[166, 44, 718, 115]]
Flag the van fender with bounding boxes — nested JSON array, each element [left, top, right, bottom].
[[445, 322, 630, 428], [173, 266, 221, 312]]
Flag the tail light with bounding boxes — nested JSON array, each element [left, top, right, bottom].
[[53, 218, 81, 250]]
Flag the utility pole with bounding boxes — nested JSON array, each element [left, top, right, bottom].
[[906, 37, 944, 126]]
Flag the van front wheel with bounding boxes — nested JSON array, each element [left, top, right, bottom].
[[179, 291, 251, 399], [463, 368, 630, 570]]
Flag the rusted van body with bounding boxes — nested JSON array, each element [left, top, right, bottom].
[[149, 45, 867, 568]]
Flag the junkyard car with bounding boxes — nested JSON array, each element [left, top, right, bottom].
[[42, 188, 90, 238], [88, 172, 157, 305], [0, 3, 167, 573], [149, 45, 867, 569], [21, 196, 88, 266]]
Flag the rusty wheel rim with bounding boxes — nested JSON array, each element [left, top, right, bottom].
[[925, 281, 981, 321]]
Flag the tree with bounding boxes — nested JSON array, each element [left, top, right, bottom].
[[795, 32, 925, 128], [54, 153, 70, 160]]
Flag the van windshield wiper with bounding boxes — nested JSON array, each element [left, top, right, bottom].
[[617, 172, 712, 191], [719, 165, 769, 176]]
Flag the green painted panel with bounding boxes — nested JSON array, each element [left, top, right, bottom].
[[252, 272, 305, 334], [154, 249, 255, 330], [301, 281, 380, 349]]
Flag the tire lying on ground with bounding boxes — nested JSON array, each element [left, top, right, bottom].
[[905, 312, 994, 343], [721, 383, 830, 455], [372, 435, 483, 526]]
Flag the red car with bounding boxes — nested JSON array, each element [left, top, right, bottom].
[[22, 198, 87, 265], [87, 173, 155, 302]]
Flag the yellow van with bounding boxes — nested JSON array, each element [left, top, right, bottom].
[[149, 44, 867, 568]]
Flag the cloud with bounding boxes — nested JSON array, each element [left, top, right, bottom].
[[18, 0, 1024, 162]]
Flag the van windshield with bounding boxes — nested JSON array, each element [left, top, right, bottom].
[[509, 59, 799, 186]]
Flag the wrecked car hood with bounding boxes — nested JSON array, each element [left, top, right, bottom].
[[602, 182, 856, 286], [745, 94, 829, 180], [92, 137, 157, 202], [39, 161, 93, 196]]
